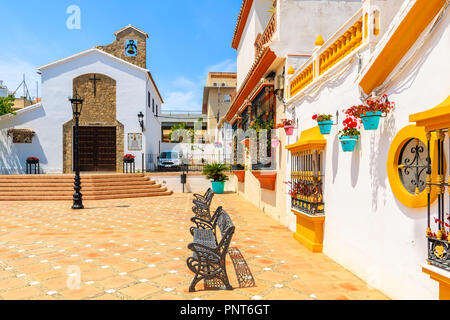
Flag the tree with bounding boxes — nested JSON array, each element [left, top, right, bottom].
[[0, 95, 16, 116], [168, 122, 194, 143]]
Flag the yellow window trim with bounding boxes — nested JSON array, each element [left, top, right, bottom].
[[410, 95, 450, 132], [286, 126, 327, 153], [387, 125, 441, 208]]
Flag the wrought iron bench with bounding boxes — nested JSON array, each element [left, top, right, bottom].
[[193, 188, 213, 203], [190, 206, 225, 237], [187, 211, 235, 292], [192, 189, 214, 220]]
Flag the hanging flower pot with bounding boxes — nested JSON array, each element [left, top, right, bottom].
[[318, 121, 333, 135], [271, 138, 280, 149], [360, 111, 382, 130], [279, 119, 295, 136], [344, 95, 395, 131], [284, 125, 295, 136], [339, 117, 361, 152], [339, 136, 359, 152], [313, 114, 334, 135]]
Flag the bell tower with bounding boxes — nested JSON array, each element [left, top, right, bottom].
[[96, 25, 148, 69]]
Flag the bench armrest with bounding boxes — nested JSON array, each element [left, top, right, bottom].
[[193, 199, 208, 207], [193, 193, 206, 201], [187, 243, 220, 261], [191, 217, 214, 229]]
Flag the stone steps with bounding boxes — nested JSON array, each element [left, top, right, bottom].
[[0, 174, 173, 201]]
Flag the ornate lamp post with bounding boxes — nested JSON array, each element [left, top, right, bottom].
[[69, 91, 84, 210], [138, 112, 144, 132]]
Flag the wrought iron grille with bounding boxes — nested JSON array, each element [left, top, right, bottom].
[[290, 150, 324, 215], [398, 138, 429, 195], [426, 130, 450, 271]]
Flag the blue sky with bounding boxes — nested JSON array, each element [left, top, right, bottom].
[[0, 0, 241, 111]]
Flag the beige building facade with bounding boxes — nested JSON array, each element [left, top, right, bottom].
[[202, 72, 237, 143]]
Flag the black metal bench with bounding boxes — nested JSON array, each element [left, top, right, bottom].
[[187, 211, 235, 292], [190, 206, 225, 237], [192, 188, 214, 220], [193, 188, 213, 203]]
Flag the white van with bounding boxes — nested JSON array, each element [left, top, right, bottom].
[[157, 151, 182, 170]]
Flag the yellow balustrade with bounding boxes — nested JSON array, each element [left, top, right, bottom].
[[289, 63, 313, 97], [288, 13, 364, 99], [319, 17, 363, 75]]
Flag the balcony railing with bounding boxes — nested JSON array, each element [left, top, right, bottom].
[[288, 8, 364, 99], [255, 12, 277, 57]]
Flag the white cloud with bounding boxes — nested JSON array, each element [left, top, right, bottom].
[[164, 90, 201, 112], [0, 59, 41, 98], [206, 59, 237, 73]]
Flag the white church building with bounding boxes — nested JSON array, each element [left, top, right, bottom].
[[0, 25, 163, 174]]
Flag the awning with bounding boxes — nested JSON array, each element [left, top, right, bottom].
[[285, 126, 326, 153], [410, 95, 450, 132]]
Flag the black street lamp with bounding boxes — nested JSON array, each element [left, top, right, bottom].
[[138, 112, 144, 132], [69, 91, 84, 210]]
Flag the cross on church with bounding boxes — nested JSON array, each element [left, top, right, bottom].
[[89, 74, 102, 97]]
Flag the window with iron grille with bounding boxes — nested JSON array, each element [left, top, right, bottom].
[[290, 150, 324, 216], [241, 107, 250, 132], [250, 86, 275, 170], [425, 130, 450, 271]]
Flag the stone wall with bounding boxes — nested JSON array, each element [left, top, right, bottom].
[[62, 73, 124, 173], [96, 29, 147, 69]]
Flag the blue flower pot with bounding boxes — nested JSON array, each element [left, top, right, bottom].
[[339, 136, 359, 152], [318, 121, 333, 135], [211, 181, 225, 194], [360, 111, 382, 130]]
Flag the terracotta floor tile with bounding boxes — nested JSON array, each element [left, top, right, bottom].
[[59, 286, 103, 300], [119, 283, 161, 299], [1, 286, 43, 300], [0, 194, 388, 300]]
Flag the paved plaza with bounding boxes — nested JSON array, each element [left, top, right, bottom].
[[0, 193, 388, 300]]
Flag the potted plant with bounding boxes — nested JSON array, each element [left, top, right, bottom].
[[123, 154, 136, 163], [26, 157, 39, 164], [202, 163, 230, 194], [339, 117, 360, 152], [345, 95, 395, 131], [280, 119, 295, 136], [313, 114, 333, 135], [271, 137, 280, 149]]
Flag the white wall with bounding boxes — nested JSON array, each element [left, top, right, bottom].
[[145, 77, 163, 162], [151, 174, 236, 194], [236, 0, 273, 88], [288, 9, 450, 300], [272, 0, 362, 57]]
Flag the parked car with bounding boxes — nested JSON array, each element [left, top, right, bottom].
[[157, 151, 182, 170]]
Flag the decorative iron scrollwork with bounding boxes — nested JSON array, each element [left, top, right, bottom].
[[398, 138, 428, 195]]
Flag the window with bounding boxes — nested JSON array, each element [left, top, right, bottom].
[[152, 99, 155, 114], [222, 83, 226, 87], [398, 138, 429, 195], [224, 94, 231, 103], [241, 107, 250, 132], [387, 125, 440, 209], [290, 150, 324, 215], [148, 92, 151, 108], [250, 86, 275, 170], [156, 104, 158, 117], [213, 83, 218, 87]]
